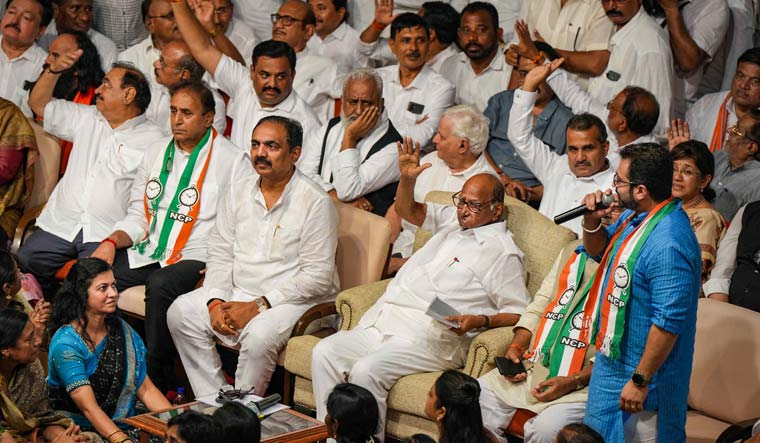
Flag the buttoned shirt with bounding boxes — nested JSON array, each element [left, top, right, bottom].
[[0, 38, 46, 117], [231, 0, 281, 41], [358, 202, 530, 359], [118, 36, 160, 85], [91, 0, 148, 50], [294, 48, 342, 124], [202, 169, 339, 308], [113, 133, 253, 268], [703, 204, 744, 296], [427, 45, 458, 74], [685, 90, 736, 148], [213, 54, 321, 151], [306, 22, 369, 73], [376, 65, 454, 148], [38, 99, 164, 242], [439, 50, 512, 112], [39, 21, 118, 73], [145, 83, 228, 136], [485, 90, 573, 187], [587, 8, 674, 136], [711, 151, 760, 220], [225, 18, 258, 66], [392, 151, 497, 257], [509, 89, 615, 235]]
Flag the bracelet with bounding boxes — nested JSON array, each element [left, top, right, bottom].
[[531, 51, 544, 65], [508, 343, 526, 354], [108, 431, 127, 443], [48, 66, 66, 75], [370, 20, 387, 32], [102, 237, 117, 248], [481, 314, 490, 329], [106, 430, 121, 440], [582, 219, 603, 233], [208, 299, 223, 313], [572, 372, 584, 390]]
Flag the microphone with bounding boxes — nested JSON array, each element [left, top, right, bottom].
[[553, 193, 616, 225]]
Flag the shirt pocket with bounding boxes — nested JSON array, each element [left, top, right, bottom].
[[104, 146, 144, 177], [427, 256, 476, 293], [268, 224, 302, 261]]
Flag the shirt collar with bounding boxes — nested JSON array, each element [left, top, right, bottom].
[[470, 220, 508, 245], [449, 153, 490, 177], [0, 36, 43, 62], [254, 168, 302, 210], [330, 22, 350, 41], [611, 7, 646, 45], [389, 64, 431, 89], [536, 97, 560, 123]]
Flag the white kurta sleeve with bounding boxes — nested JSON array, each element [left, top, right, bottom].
[[547, 69, 608, 119], [703, 204, 744, 296], [331, 143, 400, 201], [202, 177, 239, 300], [42, 99, 94, 141], [507, 89, 563, 183]]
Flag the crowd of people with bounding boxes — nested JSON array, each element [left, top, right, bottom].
[[1, 0, 760, 441]]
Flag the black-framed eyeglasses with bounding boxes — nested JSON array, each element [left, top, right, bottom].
[[452, 191, 496, 213], [148, 11, 174, 20], [270, 13, 304, 26], [613, 173, 638, 188]]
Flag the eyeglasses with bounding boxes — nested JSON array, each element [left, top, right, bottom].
[[270, 13, 304, 26], [452, 191, 496, 213], [215, 5, 231, 15], [606, 99, 623, 115], [729, 124, 758, 144], [613, 173, 638, 187], [673, 165, 700, 177], [148, 11, 174, 20]]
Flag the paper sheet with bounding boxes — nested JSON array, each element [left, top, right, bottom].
[[425, 296, 461, 328]]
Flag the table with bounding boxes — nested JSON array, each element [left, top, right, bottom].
[[124, 402, 328, 443]]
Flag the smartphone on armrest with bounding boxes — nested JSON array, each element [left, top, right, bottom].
[[494, 356, 527, 377]]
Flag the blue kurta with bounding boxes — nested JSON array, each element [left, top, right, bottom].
[[584, 203, 701, 442]]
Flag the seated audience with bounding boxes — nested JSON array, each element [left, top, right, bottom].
[[306, 0, 369, 72], [19, 55, 162, 299], [325, 383, 379, 443], [555, 423, 604, 443], [312, 142, 530, 438], [686, 47, 760, 152], [0, 251, 50, 342], [165, 410, 221, 443], [507, 60, 614, 235], [211, 402, 261, 443], [300, 68, 401, 216], [168, 116, 339, 397], [48, 258, 171, 439], [425, 370, 494, 443], [0, 309, 88, 443], [90, 81, 252, 392]]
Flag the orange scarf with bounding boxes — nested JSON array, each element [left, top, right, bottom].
[[708, 93, 732, 153]]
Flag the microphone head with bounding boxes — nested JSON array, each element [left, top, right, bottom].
[[600, 193, 616, 208]]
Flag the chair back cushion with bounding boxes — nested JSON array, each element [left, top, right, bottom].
[[688, 298, 760, 423], [334, 201, 391, 290], [27, 119, 60, 208]]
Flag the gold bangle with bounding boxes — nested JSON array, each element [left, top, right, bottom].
[[573, 372, 584, 390]]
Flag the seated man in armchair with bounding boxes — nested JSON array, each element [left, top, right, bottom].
[[311, 137, 531, 441]]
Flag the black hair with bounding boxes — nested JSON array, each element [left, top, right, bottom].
[[50, 258, 118, 348], [326, 383, 379, 443], [169, 81, 216, 115], [252, 40, 296, 72], [255, 115, 303, 151], [302, 4, 316, 26], [671, 140, 716, 201], [4, 0, 54, 26], [745, 109, 760, 159], [400, 434, 436, 443], [619, 143, 673, 202], [566, 113, 608, 143], [327, 0, 348, 23], [110, 61, 152, 114], [0, 250, 18, 294], [434, 370, 491, 443], [167, 410, 221, 443], [460, 2, 499, 32], [421, 2, 458, 46], [140, 0, 151, 22], [737, 47, 760, 69], [211, 402, 261, 443], [0, 309, 28, 351], [535, 41, 559, 61], [176, 52, 206, 82], [620, 86, 659, 136], [556, 423, 604, 443], [390, 13, 429, 40]]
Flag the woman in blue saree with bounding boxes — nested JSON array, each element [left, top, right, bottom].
[[47, 258, 171, 443]]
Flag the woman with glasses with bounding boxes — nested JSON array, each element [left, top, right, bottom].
[[671, 140, 726, 281]]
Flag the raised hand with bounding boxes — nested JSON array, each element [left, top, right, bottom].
[[512, 20, 540, 60], [665, 119, 691, 149], [523, 57, 565, 93], [47, 47, 83, 73], [189, 0, 216, 33], [396, 136, 431, 180], [374, 0, 396, 26]]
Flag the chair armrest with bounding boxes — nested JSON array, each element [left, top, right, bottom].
[[290, 301, 337, 337], [336, 279, 391, 330], [11, 203, 45, 253], [717, 418, 760, 443], [463, 327, 514, 378]]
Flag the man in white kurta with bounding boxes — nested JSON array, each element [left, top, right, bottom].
[[306, 5, 369, 73], [312, 162, 530, 440], [168, 116, 339, 397]]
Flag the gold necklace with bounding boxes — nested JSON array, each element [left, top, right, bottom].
[[687, 196, 704, 208]]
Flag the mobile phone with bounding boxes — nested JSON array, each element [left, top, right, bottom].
[[494, 356, 526, 377]]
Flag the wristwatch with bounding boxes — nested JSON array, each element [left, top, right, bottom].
[[631, 371, 651, 387], [254, 297, 269, 312]]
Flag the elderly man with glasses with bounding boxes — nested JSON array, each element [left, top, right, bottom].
[[311, 138, 530, 442]]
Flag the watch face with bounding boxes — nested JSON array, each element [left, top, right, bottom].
[[632, 372, 648, 387]]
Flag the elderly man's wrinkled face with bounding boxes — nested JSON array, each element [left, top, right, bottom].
[[154, 42, 187, 88], [1, 0, 46, 47], [454, 174, 503, 230], [308, 0, 344, 37], [458, 10, 499, 62], [566, 126, 609, 177], [732, 62, 760, 109], [433, 116, 465, 167], [94, 67, 130, 114], [341, 77, 382, 126], [250, 121, 300, 179], [55, 0, 92, 32], [170, 89, 213, 150], [251, 56, 294, 107]]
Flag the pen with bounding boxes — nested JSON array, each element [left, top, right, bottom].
[[448, 257, 459, 267]]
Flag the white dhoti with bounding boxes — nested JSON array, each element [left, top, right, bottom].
[[311, 327, 464, 442], [167, 286, 310, 397]]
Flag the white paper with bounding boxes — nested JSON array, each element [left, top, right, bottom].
[[425, 296, 461, 328], [195, 393, 290, 416]]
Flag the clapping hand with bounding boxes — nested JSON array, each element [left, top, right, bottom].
[[396, 137, 431, 180]]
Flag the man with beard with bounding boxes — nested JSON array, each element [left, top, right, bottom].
[[580, 143, 700, 442], [439, 2, 511, 112], [19, 49, 163, 298], [168, 115, 339, 399], [89, 81, 253, 393], [507, 59, 615, 236], [38, 0, 118, 71], [300, 68, 401, 216]]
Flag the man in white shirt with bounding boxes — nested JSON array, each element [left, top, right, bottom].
[[439, 2, 512, 112], [171, 0, 321, 152], [168, 115, 339, 397], [148, 40, 226, 134], [118, 0, 182, 85], [686, 48, 760, 152], [271, 0, 341, 124], [231, 0, 280, 41], [508, 59, 615, 235], [300, 68, 401, 216], [585, 0, 674, 136], [312, 147, 530, 441], [307, 0, 369, 72], [18, 54, 163, 297], [210, 0, 258, 65], [38, 0, 118, 72], [0, 0, 50, 116]]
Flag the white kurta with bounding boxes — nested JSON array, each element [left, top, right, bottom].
[[439, 50, 513, 112], [0, 38, 45, 117], [225, 18, 258, 66], [39, 21, 119, 72], [306, 22, 369, 73], [294, 48, 342, 125], [117, 36, 159, 85], [703, 204, 744, 296], [231, 0, 282, 41], [685, 90, 735, 149]]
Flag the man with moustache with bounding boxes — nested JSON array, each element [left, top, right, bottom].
[[171, 0, 321, 153], [439, 2, 511, 112], [300, 68, 401, 216], [168, 115, 339, 398], [18, 49, 163, 298], [507, 59, 615, 236], [306, 0, 369, 72], [89, 81, 252, 392], [0, 0, 52, 116]]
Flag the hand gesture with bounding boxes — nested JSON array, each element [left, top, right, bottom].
[[47, 47, 83, 73], [90, 241, 116, 265], [445, 314, 483, 336], [209, 303, 232, 336], [505, 46, 519, 67], [188, 0, 216, 33], [345, 106, 380, 142], [504, 346, 528, 383], [58, 423, 87, 443], [505, 180, 533, 202], [523, 57, 564, 93], [29, 300, 51, 335], [396, 137, 431, 180], [665, 119, 691, 149], [222, 301, 260, 334], [619, 379, 648, 413], [374, 0, 396, 26], [531, 376, 576, 402], [512, 20, 540, 61], [581, 189, 616, 225]]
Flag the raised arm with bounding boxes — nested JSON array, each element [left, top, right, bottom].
[[170, 0, 223, 75], [28, 47, 83, 117], [360, 0, 396, 44], [393, 137, 430, 227], [658, 0, 708, 73]]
